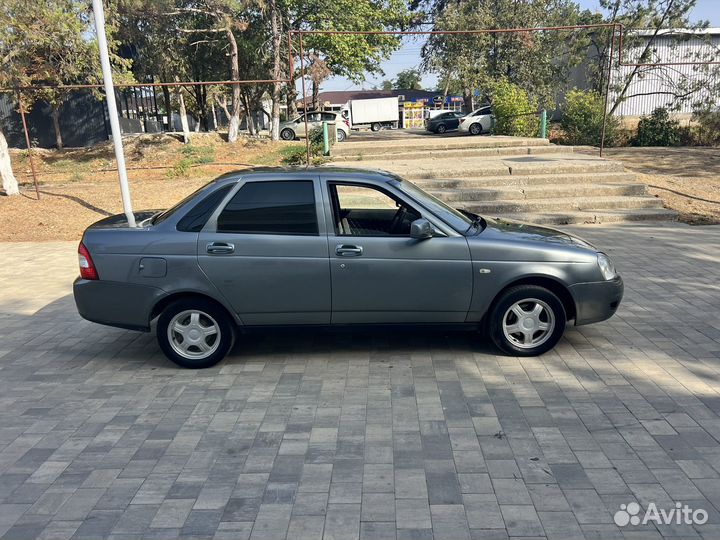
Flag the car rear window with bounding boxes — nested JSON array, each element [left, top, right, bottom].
[[216, 180, 318, 235], [176, 184, 233, 232]]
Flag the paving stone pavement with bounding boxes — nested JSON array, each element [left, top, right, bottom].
[[1, 222, 720, 540]]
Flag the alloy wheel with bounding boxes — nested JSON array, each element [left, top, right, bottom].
[[502, 298, 555, 349], [167, 310, 221, 359]]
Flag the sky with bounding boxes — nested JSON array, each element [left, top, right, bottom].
[[320, 0, 720, 92]]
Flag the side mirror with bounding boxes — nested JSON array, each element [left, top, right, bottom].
[[410, 218, 434, 240]]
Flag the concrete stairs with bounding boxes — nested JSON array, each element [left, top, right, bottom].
[[331, 137, 677, 225]]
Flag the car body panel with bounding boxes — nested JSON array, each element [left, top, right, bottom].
[[74, 167, 622, 336]]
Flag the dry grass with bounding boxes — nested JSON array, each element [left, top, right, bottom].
[[578, 147, 720, 225], [1, 133, 299, 242]]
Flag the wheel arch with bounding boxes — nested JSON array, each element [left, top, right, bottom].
[[489, 275, 576, 322], [150, 291, 241, 327]]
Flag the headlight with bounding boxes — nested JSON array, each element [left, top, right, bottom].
[[597, 252, 617, 280]]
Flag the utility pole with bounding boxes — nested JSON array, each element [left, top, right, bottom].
[[91, 0, 136, 227]]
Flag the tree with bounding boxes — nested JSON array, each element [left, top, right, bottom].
[[381, 79, 393, 90], [394, 69, 422, 90], [0, 0, 129, 194], [421, 0, 589, 112], [586, 0, 716, 115]]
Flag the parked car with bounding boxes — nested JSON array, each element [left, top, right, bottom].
[[425, 111, 466, 134], [459, 105, 494, 135], [280, 111, 350, 142], [74, 168, 623, 369]]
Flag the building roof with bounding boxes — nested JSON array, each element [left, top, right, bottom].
[[298, 89, 457, 106]]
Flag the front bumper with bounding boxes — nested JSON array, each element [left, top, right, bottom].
[[569, 276, 624, 326], [73, 277, 166, 332]]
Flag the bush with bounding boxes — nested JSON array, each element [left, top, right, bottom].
[[560, 89, 619, 146], [489, 80, 539, 137], [632, 107, 682, 147], [693, 107, 720, 146], [281, 126, 327, 165]]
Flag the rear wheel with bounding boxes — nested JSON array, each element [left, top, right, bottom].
[[157, 298, 235, 369], [371, 122, 381, 132], [486, 285, 565, 356], [280, 128, 295, 140], [436, 124, 447, 134], [469, 123, 482, 135]]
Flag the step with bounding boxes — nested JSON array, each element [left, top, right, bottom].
[[403, 159, 625, 179], [333, 136, 551, 156], [333, 144, 571, 162], [410, 172, 639, 188], [428, 183, 648, 202], [493, 208, 679, 225], [457, 195, 665, 214]]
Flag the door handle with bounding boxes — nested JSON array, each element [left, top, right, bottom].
[[336, 244, 363, 257], [206, 242, 235, 254]]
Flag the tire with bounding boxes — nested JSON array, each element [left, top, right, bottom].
[[280, 128, 295, 141], [469, 123, 482, 135], [157, 298, 235, 369], [436, 124, 447, 134], [371, 122, 381, 132], [486, 285, 566, 357], [336, 129, 346, 142]]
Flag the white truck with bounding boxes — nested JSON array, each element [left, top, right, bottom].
[[342, 97, 399, 131]]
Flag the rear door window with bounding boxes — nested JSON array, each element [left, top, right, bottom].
[[216, 180, 318, 235]]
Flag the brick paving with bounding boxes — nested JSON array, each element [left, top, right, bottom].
[[1, 222, 719, 539]]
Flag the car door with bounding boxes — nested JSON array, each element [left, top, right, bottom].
[[197, 176, 331, 325], [448, 112, 462, 130], [322, 179, 473, 324]]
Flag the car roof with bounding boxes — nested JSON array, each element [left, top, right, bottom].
[[213, 166, 402, 185]]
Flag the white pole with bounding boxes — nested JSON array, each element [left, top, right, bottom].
[[91, 0, 136, 227]]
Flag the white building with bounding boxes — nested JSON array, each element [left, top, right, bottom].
[[609, 28, 720, 117]]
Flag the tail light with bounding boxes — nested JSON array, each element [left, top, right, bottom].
[[78, 242, 99, 280]]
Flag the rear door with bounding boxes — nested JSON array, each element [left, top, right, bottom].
[[448, 112, 463, 129], [198, 176, 331, 325]]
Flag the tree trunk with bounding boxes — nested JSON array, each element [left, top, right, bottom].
[[269, 0, 282, 140], [51, 106, 63, 150], [0, 128, 19, 196], [462, 87, 473, 114], [210, 102, 218, 130], [225, 24, 242, 142], [312, 80, 320, 111], [174, 78, 191, 143], [287, 87, 298, 118]]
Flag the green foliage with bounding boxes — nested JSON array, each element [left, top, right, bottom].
[[693, 108, 720, 146], [167, 144, 216, 177], [489, 81, 539, 137], [632, 108, 682, 147], [394, 69, 422, 90], [421, 0, 587, 109], [281, 127, 327, 165], [560, 89, 619, 147]]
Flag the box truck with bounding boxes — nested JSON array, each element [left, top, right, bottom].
[[342, 97, 399, 131]]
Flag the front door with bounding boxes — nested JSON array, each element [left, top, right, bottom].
[[198, 178, 331, 325], [324, 181, 473, 324]]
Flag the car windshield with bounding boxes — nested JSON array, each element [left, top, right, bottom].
[[389, 176, 481, 234]]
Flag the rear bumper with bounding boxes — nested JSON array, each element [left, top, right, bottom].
[[569, 276, 624, 326], [73, 278, 166, 332]]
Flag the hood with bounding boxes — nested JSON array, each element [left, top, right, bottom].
[[88, 210, 162, 229], [483, 217, 596, 250]]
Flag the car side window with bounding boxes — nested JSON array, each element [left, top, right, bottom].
[[177, 184, 233, 232], [306, 112, 321, 122], [216, 180, 318, 235], [329, 183, 420, 237], [321, 112, 336, 121]]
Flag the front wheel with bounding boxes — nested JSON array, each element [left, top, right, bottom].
[[280, 128, 295, 140], [157, 298, 235, 368], [486, 285, 566, 356]]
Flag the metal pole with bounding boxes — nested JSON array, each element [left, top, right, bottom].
[[540, 110, 547, 139], [298, 33, 311, 165], [91, 0, 135, 227], [322, 122, 330, 155], [600, 24, 616, 158], [17, 93, 40, 200]]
